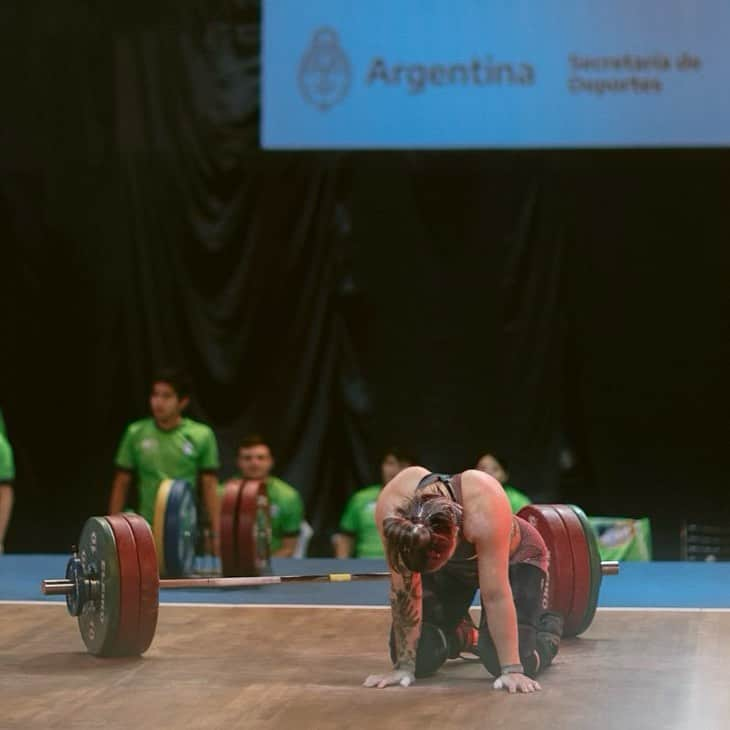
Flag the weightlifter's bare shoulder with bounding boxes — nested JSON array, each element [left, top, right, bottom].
[[374, 466, 429, 534], [460, 469, 512, 545]]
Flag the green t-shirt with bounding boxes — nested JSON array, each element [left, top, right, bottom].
[[0, 433, 15, 484], [266, 476, 304, 553], [115, 417, 219, 523], [218, 475, 304, 554], [339, 484, 383, 558], [504, 484, 531, 514]]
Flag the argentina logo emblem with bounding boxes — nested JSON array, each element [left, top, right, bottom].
[[298, 28, 351, 111]]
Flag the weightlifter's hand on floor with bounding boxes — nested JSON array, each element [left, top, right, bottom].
[[363, 669, 415, 688], [493, 672, 541, 694]]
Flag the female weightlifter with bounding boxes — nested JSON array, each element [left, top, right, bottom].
[[363, 467, 563, 693]]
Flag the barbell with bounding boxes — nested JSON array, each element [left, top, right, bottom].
[[41, 500, 619, 656], [40, 504, 617, 656]]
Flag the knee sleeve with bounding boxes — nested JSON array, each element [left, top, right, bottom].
[[513, 614, 563, 677], [477, 631, 501, 678], [478, 622, 545, 678], [389, 623, 450, 678], [479, 563, 553, 678], [517, 624, 541, 678], [534, 611, 563, 672]]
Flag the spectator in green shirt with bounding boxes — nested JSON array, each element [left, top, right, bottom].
[[475, 451, 532, 513], [223, 434, 304, 558], [0, 430, 15, 554], [334, 448, 417, 558], [109, 369, 221, 553]]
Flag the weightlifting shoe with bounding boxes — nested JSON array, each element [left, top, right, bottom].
[[448, 615, 480, 660]]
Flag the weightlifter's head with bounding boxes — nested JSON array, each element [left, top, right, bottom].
[[380, 448, 418, 486], [383, 490, 462, 574], [149, 369, 192, 427], [237, 434, 274, 481], [475, 451, 509, 484]]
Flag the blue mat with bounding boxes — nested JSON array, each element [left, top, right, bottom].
[[2, 555, 730, 608]]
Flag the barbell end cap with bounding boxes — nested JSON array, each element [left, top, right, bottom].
[[41, 579, 74, 596], [600, 561, 620, 576]]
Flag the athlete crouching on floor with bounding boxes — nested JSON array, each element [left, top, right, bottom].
[[364, 467, 563, 693]]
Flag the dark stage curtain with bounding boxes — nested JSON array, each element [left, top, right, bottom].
[[351, 151, 730, 556], [1, 2, 729, 556], [0, 2, 372, 553]]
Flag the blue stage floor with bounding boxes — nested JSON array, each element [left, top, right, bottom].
[[2, 555, 730, 608]]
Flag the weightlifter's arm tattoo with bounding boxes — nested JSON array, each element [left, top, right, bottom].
[[390, 572, 422, 671]]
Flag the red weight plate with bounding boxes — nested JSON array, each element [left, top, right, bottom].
[[123, 513, 160, 655], [517, 505, 574, 621], [237, 481, 268, 577], [570, 505, 602, 636], [105, 515, 141, 657], [553, 505, 592, 637], [220, 480, 243, 577]]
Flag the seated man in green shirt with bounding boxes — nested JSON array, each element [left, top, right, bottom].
[[0, 428, 15, 554], [223, 434, 304, 558], [109, 369, 221, 553], [475, 451, 532, 514], [333, 448, 416, 558]]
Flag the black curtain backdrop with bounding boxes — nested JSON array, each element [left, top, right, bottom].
[[1, 2, 728, 557]]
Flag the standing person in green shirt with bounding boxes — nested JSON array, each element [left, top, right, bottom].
[[334, 448, 417, 558], [0, 428, 15, 554], [475, 451, 532, 514], [222, 435, 304, 558], [109, 369, 221, 554]]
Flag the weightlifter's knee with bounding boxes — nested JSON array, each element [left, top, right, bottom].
[[477, 613, 563, 679], [389, 622, 450, 678]]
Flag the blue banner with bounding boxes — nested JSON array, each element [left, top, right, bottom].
[[262, 0, 730, 148]]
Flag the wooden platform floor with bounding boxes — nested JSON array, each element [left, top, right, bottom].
[[1, 604, 729, 730]]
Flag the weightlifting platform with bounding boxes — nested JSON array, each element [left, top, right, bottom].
[[2, 557, 730, 730]]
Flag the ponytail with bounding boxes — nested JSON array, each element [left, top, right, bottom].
[[383, 492, 461, 574], [383, 517, 433, 573]]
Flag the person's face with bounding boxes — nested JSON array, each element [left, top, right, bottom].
[[238, 445, 274, 480], [476, 454, 507, 484], [423, 538, 458, 573], [381, 454, 406, 485], [150, 382, 187, 424]]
